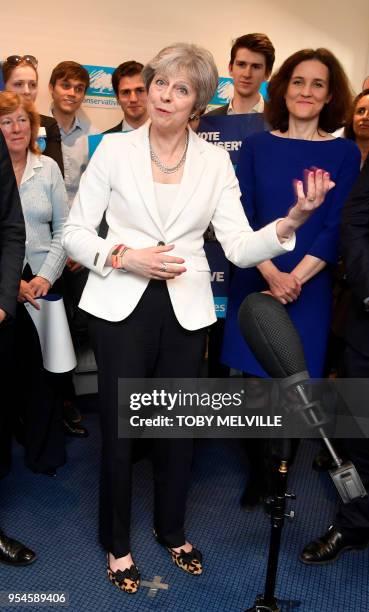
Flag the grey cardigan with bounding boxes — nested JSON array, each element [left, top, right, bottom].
[[20, 151, 69, 285]]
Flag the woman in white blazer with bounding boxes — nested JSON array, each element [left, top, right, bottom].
[[62, 43, 334, 593]]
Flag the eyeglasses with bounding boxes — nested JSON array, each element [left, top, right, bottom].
[[6, 55, 38, 68]]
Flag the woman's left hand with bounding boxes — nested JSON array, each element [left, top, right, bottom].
[[289, 168, 335, 226], [28, 276, 51, 298], [276, 168, 335, 241]]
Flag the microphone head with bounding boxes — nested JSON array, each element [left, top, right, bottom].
[[238, 292, 308, 378]]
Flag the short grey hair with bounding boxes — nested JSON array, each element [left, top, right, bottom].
[[142, 43, 218, 111]]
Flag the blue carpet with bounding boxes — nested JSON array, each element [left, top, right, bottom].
[[1, 408, 368, 612]]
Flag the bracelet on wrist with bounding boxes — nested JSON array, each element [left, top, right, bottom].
[[111, 244, 131, 269]]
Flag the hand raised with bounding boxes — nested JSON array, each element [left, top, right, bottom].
[[289, 168, 335, 226]]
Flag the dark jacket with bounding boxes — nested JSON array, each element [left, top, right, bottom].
[[342, 155, 369, 356], [203, 104, 229, 117], [40, 114, 64, 176], [0, 132, 26, 317], [103, 121, 123, 135]]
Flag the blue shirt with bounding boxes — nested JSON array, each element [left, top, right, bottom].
[[53, 112, 99, 206]]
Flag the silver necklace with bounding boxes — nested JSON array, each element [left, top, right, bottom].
[[150, 130, 189, 174]]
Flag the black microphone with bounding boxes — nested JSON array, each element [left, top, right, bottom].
[[237, 292, 367, 503], [238, 292, 308, 380]]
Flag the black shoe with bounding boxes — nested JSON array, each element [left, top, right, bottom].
[[0, 531, 36, 566], [312, 449, 337, 472], [63, 400, 82, 424], [240, 481, 266, 511], [63, 419, 89, 438], [29, 465, 57, 477], [299, 525, 369, 565], [38, 468, 57, 477]]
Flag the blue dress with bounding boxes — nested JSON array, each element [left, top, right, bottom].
[[221, 131, 361, 377]]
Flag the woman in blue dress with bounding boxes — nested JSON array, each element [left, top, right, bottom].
[[221, 48, 361, 507]]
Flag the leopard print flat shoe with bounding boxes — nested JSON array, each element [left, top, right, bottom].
[[107, 557, 141, 593], [154, 531, 203, 575], [167, 546, 203, 575]]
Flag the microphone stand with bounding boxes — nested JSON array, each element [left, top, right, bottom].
[[246, 440, 295, 612], [238, 292, 366, 611]]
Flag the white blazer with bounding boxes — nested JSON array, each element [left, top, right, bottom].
[[62, 123, 295, 330]]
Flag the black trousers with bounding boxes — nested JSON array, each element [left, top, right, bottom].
[[88, 281, 207, 558], [58, 266, 90, 403], [334, 344, 369, 534], [14, 304, 65, 473], [207, 318, 229, 377], [0, 319, 16, 478], [11, 266, 65, 474]]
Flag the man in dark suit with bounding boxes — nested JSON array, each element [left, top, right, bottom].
[[300, 156, 369, 565], [205, 33, 275, 117], [0, 131, 36, 566], [104, 61, 148, 134]]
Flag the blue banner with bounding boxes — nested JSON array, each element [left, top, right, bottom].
[[88, 133, 104, 158], [88, 129, 134, 159], [199, 113, 267, 317], [197, 113, 267, 167], [204, 242, 229, 318]]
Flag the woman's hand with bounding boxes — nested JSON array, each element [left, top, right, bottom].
[[258, 260, 301, 304], [66, 257, 84, 273], [265, 270, 301, 304], [17, 280, 40, 310], [291, 168, 336, 223], [277, 168, 335, 241], [28, 276, 51, 297], [121, 244, 186, 279]]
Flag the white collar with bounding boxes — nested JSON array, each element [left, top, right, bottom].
[[122, 118, 135, 132], [21, 150, 43, 185], [228, 94, 264, 114]]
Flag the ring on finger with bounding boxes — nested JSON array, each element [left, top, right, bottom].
[[161, 262, 167, 272], [307, 195, 315, 202]]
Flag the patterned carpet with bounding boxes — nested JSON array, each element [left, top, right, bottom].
[[1, 402, 368, 611]]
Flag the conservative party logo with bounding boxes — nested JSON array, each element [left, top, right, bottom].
[[83, 64, 119, 109], [210, 77, 234, 106], [208, 77, 268, 109]]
